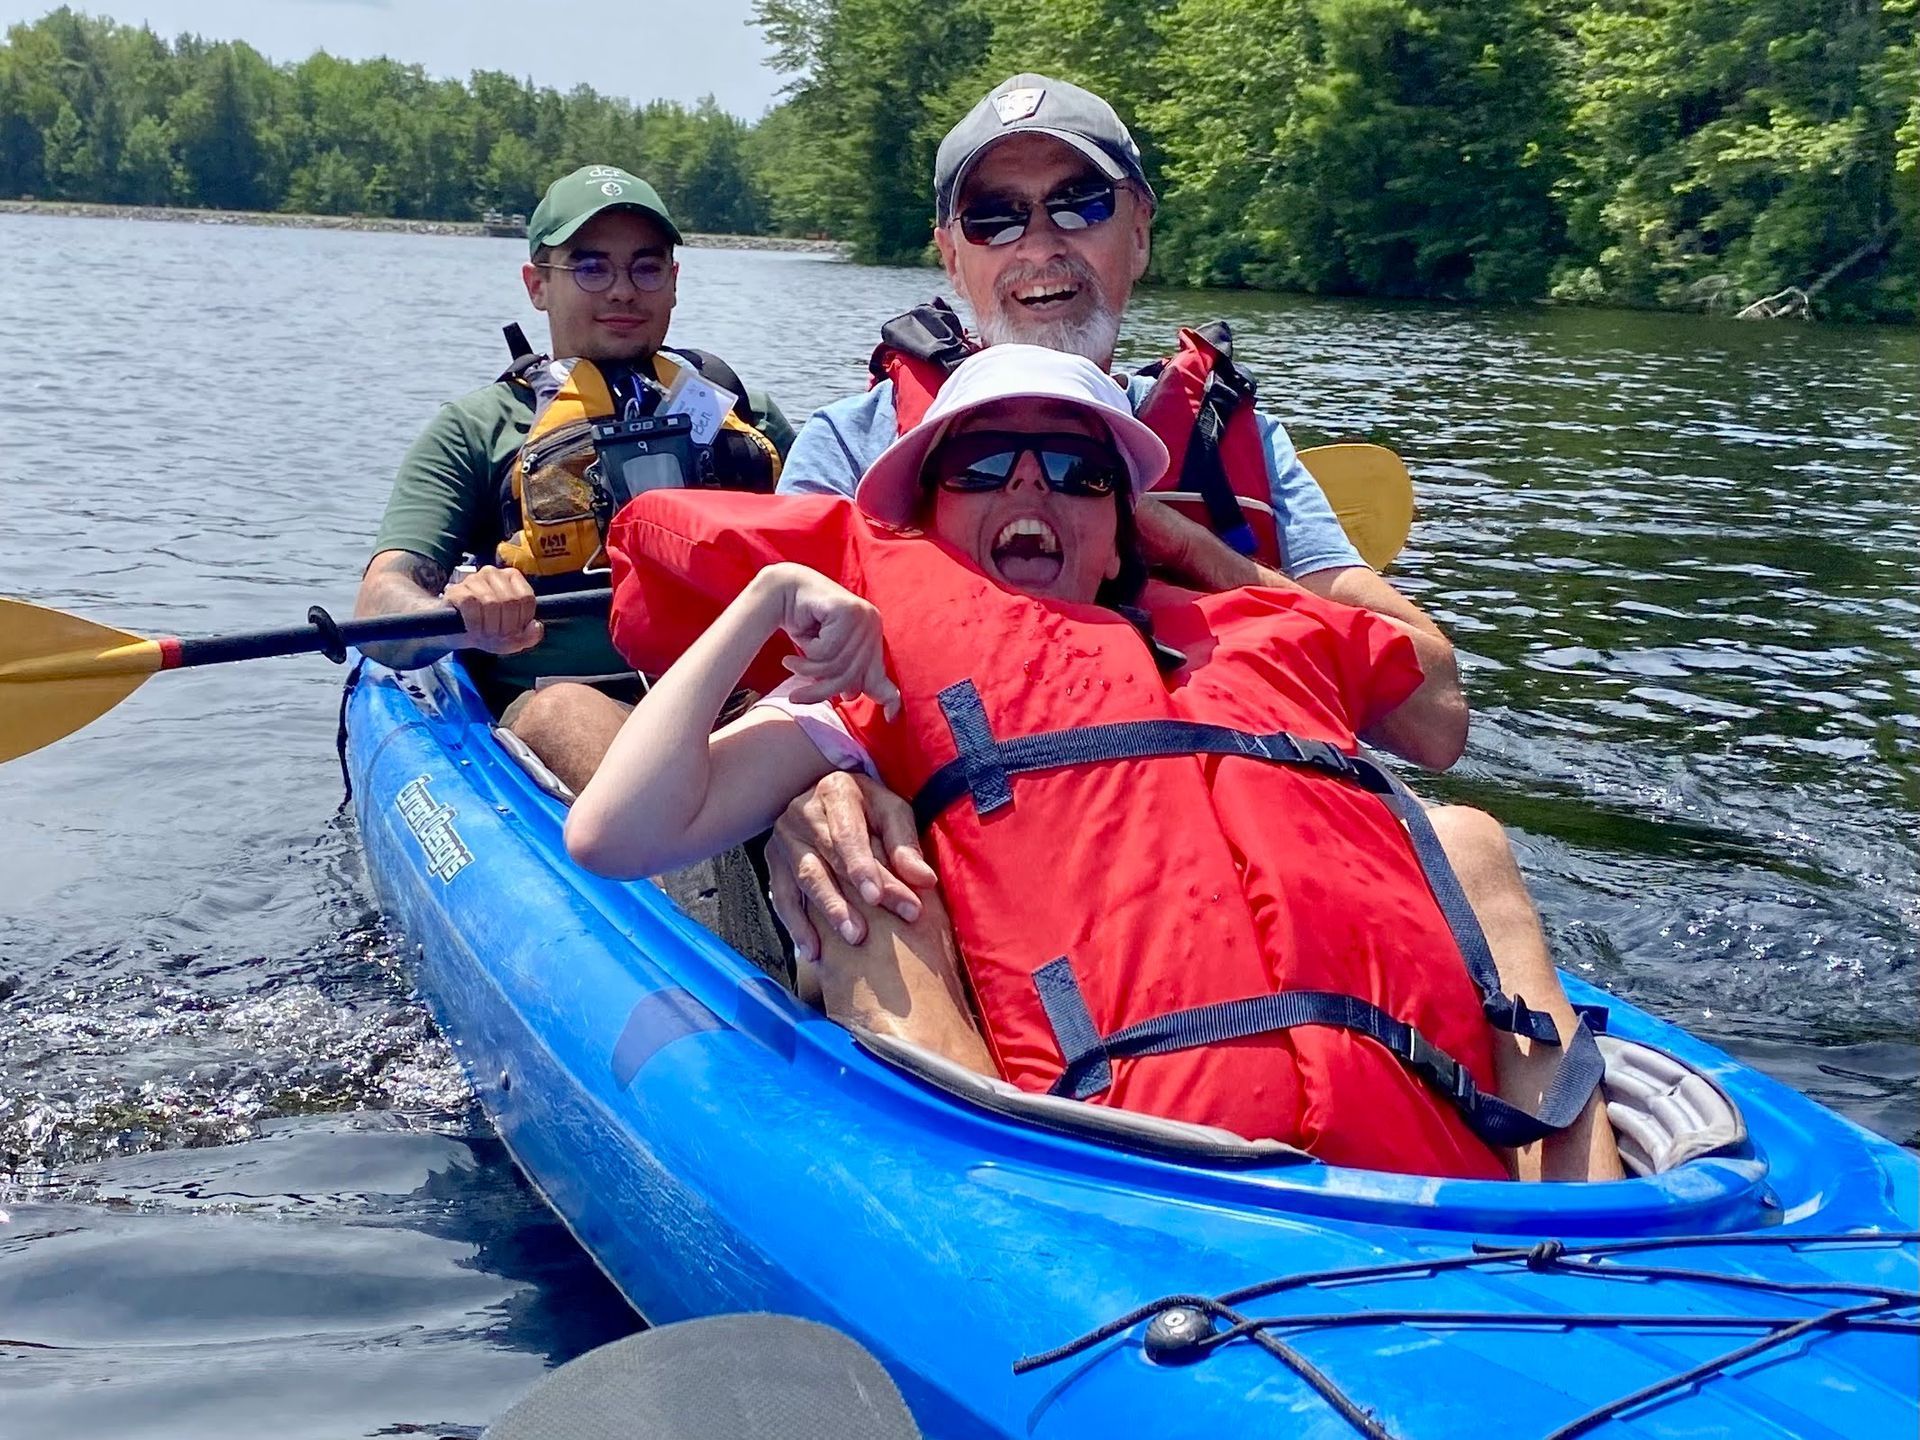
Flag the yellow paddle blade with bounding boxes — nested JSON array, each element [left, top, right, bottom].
[[1299, 443, 1416, 571], [0, 598, 166, 763]]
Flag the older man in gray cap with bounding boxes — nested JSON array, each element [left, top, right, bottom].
[[782, 75, 1460, 736], [354, 164, 794, 790]]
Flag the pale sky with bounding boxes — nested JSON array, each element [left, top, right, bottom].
[[0, 0, 789, 118]]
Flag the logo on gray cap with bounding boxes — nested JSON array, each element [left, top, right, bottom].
[[992, 87, 1044, 124]]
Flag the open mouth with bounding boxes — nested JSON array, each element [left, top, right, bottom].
[[990, 515, 1064, 588], [1010, 278, 1082, 311]]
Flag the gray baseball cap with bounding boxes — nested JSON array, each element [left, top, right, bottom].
[[934, 73, 1154, 224]]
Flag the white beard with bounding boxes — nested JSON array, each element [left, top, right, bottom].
[[975, 300, 1123, 365]]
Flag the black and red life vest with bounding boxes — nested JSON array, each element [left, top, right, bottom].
[[605, 490, 1606, 1177], [870, 301, 1284, 566]]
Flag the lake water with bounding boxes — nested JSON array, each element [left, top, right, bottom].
[[1, 213, 1914, 1437]]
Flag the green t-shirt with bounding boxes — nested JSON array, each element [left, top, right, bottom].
[[371, 370, 796, 697]]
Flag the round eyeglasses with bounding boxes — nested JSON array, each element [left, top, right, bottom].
[[540, 255, 673, 293]]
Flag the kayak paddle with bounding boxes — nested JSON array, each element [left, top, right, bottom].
[[0, 444, 1413, 766], [0, 588, 612, 765], [1299, 443, 1415, 571]]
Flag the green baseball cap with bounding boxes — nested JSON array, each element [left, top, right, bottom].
[[527, 165, 682, 254]]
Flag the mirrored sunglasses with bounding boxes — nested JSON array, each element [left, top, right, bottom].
[[931, 430, 1124, 497], [956, 181, 1120, 248]]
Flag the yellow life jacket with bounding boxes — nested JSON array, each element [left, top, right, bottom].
[[496, 347, 781, 581]]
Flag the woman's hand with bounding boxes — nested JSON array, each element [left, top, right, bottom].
[[762, 563, 901, 719]]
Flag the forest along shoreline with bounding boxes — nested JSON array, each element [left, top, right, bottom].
[[0, 199, 851, 254]]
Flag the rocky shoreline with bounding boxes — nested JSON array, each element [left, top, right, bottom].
[[0, 199, 850, 255]]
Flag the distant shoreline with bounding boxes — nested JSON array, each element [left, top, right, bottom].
[[0, 199, 851, 255]]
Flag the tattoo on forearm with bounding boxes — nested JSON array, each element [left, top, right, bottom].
[[377, 552, 449, 595]]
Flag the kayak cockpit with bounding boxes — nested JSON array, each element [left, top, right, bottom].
[[857, 1025, 1746, 1179]]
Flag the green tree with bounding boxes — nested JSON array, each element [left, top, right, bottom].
[[753, 0, 994, 261], [0, 56, 46, 194], [1153, 0, 1565, 299], [5, 0, 1905, 318], [1147, 0, 1321, 287], [1555, 0, 1916, 319], [746, 99, 840, 235], [168, 43, 270, 208], [284, 146, 365, 213], [116, 112, 175, 204], [479, 131, 543, 213], [40, 98, 90, 197]]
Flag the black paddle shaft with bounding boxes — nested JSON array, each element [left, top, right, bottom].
[[169, 588, 613, 669]]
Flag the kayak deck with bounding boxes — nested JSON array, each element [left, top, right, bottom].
[[347, 658, 1918, 1439]]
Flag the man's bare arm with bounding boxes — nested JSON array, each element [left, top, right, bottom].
[[1301, 565, 1467, 771], [353, 549, 543, 668], [1133, 500, 1467, 770]]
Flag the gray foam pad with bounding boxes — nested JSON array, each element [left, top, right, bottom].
[[484, 1313, 921, 1440]]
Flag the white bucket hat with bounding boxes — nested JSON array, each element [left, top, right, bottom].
[[854, 344, 1170, 526]]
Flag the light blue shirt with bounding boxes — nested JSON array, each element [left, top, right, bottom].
[[778, 375, 1365, 579]]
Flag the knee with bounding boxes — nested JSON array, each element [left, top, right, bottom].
[[505, 682, 596, 749], [1426, 804, 1519, 883]]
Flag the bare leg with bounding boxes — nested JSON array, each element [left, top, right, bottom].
[[1427, 805, 1624, 1181], [501, 682, 633, 795], [805, 885, 996, 1078]]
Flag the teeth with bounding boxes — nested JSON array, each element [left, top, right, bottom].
[[994, 517, 1061, 553], [1015, 282, 1077, 302]]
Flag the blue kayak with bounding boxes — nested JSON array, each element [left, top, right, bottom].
[[346, 657, 1918, 1439]]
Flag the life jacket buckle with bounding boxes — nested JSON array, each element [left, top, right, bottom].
[[1397, 1026, 1470, 1103], [1245, 731, 1316, 765], [1297, 736, 1349, 773], [1235, 732, 1284, 763]]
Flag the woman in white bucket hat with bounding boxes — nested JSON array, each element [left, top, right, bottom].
[[852, 343, 1166, 611]]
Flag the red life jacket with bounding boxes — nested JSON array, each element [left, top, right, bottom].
[[870, 303, 1283, 567], [607, 492, 1604, 1177]]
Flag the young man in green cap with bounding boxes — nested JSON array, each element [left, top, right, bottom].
[[355, 165, 794, 790]]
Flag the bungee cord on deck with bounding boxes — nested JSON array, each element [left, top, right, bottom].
[[1016, 1230, 1920, 1440]]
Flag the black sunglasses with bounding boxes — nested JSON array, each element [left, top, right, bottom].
[[540, 254, 673, 293], [931, 430, 1124, 497], [955, 180, 1120, 248]]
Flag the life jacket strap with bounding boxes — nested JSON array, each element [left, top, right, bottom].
[[870, 299, 974, 386], [1185, 369, 1258, 556], [917, 680, 1378, 830], [1368, 762, 1566, 1046], [1033, 959, 1609, 1150], [1141, 322, 1263, 558], [497, 325, 547, 388]]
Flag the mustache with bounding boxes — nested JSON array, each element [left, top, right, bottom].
[[991, 256, 1101, 304]]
